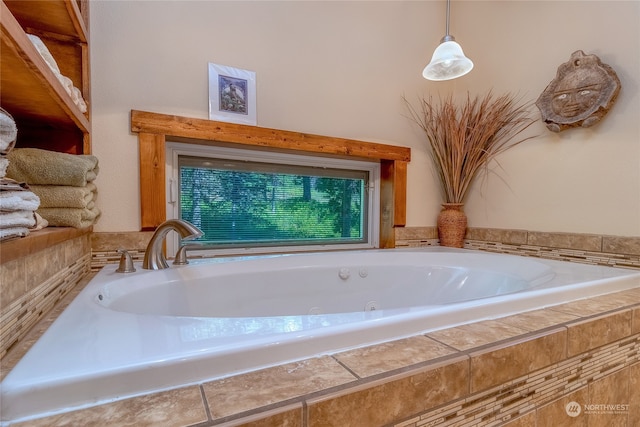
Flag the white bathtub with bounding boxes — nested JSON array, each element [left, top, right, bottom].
[[2, 247, 640, 423]]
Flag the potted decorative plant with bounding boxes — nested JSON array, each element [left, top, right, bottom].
[[404, 91, 537, 247]]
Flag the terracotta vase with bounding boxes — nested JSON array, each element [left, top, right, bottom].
[[437, 203, 467, 248]]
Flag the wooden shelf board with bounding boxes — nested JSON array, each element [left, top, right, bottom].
[[3, 0, 87, 42], [0, 227, 91, 265]]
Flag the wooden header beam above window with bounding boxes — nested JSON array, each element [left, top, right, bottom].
[[131, 110, 410, 162], [130, 110, 410, 248]]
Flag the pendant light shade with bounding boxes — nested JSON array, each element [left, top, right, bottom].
[[422, 0, 473, 81]]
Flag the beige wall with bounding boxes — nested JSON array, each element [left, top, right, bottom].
[[90, 1, 640, 237]]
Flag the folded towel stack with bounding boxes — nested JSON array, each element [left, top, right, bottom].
[[32, 182, 99, 229], [7, 148, 100, 229], [0, 179, 47, 241], [0, 110, 46, 241], [27, 34, 87, 113]]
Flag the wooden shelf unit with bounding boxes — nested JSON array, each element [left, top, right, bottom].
[[0, 0, 92, 253], [1, 0, 90, 154]]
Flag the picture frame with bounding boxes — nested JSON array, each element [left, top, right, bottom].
[[208, 63, 256, 125]]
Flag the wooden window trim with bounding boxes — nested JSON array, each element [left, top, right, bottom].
[[130, 110, 410, 248]]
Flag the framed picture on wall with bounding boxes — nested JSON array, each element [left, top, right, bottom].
[[208, 63, 257, 125]]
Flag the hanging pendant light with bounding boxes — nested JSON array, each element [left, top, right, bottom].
[[423, 0, 473, 81]]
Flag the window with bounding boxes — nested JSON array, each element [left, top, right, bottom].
[[166, 142, 380, 256]]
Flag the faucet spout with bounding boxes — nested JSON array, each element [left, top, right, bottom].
[[142, 219, 203, 270]]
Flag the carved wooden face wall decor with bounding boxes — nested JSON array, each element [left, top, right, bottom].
[[536, 50, 621, 132]]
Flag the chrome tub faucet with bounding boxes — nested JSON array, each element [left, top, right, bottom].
[[142, 219, 203, 270]]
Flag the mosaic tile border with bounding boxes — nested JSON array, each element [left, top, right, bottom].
[[393, 335, 640, 427], [0, 253, 91, 360], [464, 240, 640, 270], [394, 227, 640, 270], [90, 228, 640, 271]]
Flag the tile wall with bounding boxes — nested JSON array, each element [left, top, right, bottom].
[[396, 227, 640, 269], [0, 232, 92, 360], [90, 227, 640, 271]]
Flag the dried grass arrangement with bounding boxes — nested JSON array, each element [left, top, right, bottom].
[[404, 91, 537, 204]]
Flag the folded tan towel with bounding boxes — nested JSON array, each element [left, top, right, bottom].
[[30, 183, 96, 209], [38, 206, 100, 228], [33, 212, 48, 230], [7, 148, 99, 187]]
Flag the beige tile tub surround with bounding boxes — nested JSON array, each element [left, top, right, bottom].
[[307, 356, 470, 427], [501, 411, 536, 427], [0, 232, 91, 360], [333, 335, 457, 378], [12, 386, 208, 427], [426, 319, 531, 351], [564, 310, 633, 357], [588, 368, 630, 427], [214, 404, 303, 427], [466, 328, 567, 392], [3, 286, 639, 427], [494, 308, 580, 331], [634, 307, 640, 334], [535, 387, 590, 427], [202, 357, 357, 419], [630, 362, 640, 427], [393, 334, 640, 427]]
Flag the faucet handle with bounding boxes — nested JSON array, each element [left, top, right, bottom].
[[116, 249, 137, 273], [173, 245, 190, 265]]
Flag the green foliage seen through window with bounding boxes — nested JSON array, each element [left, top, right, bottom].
[[179, 158, 367, 249]]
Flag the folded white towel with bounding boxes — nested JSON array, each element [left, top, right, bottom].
[[28, 34, 87, 114], [0, 227, 29, 241], [0, 210, 36, 229], [72, 87, 88, 113], [0, 107, 17, 154], [57, 75, 87, 113], [0, 190, 40, 212], [27, 34, 61, 74], [0, 156, 8, 178]]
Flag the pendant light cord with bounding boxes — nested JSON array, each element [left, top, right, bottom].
[[445, 0, 451, 37], [442, 0, 454, 42]]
